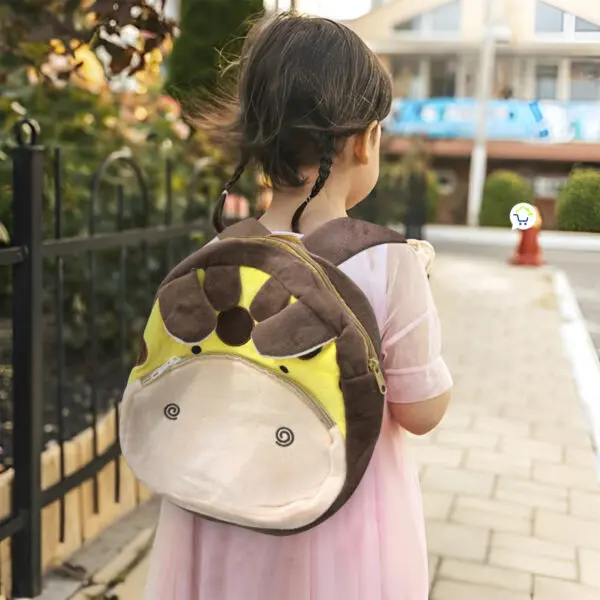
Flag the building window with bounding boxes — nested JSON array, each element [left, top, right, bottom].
[[393, 16, 422, 32], [533, 176, 568, 199], [431, 0, 461, 32], [430, 59, 457, 97], [575, 17, 600, 32], [570, 62, 600, 101], [535, 64, 558, 99], [534, 2, 600, 39], [535, 1, 564, 33], [392, 0, 461, 36]]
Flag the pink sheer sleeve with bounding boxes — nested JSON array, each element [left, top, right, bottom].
[[382, 244, 453, 404]]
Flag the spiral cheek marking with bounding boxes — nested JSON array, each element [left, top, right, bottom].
[[275, 427, 294, 447], [164, 403, 180, 420]]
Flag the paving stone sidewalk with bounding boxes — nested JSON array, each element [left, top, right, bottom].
[[418, 254, 600, 600], [118, 253, 600, 600]]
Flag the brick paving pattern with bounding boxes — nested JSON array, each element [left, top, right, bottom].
[[417, 254, 600, 599]]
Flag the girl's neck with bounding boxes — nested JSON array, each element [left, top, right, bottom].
[[259, 180, 349, 235]]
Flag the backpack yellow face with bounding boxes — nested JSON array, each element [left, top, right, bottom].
[[128, 266, 346, 436]]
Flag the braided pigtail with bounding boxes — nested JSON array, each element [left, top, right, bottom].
[[213, 159, 249, 233], [291, 137, 335, 233]]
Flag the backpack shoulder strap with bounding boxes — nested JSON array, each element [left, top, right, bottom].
[[218, 218, 270, 239], [302, 218, 406, 266]]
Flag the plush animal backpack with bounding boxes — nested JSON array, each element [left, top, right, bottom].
[[120, 217, 406, 534]]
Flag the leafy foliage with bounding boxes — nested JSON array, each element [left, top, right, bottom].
[[556, 168, 600, 232], [479, 170, 533, 228], [0, 0, 176, 95], [350, 159, 439, 226], [165, 0, 264, 112]]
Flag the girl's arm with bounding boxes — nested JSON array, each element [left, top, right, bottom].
[[389, 390, 451, 435], [381, 243, 452, 434]]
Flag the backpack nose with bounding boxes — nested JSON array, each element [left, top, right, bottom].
[[215, 306, 254, 347]]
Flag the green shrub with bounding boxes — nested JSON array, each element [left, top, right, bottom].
[[556, 168, 600, 232], [350, 161, 439, 226], [479, 170, 533, 227]]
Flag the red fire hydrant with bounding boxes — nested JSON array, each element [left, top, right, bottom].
[[510, 205, 544, 266]]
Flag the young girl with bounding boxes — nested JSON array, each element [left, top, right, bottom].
[[144, 12, 452, 600]]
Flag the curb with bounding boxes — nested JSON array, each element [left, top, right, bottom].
[[90, 527, 154, 588], [66, 528, 154, 600], [425, 225, 600, 252], [553, 269, 600, 478]]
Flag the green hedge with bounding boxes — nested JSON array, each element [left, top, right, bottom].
[[556, 168, 600, 232], [479, 170, 533, 227], [350, 162, 439, 226]]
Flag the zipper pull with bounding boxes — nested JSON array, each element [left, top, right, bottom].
[[368, 358, 387, 395], [142, 357, 182, 386]]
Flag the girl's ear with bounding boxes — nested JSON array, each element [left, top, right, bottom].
[[353, 121, 380, 166]]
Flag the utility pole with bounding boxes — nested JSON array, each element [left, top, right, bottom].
[[466, 0, 496, 227]]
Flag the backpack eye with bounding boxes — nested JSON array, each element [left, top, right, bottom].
[[275, 427, 294, 447], [299, 347, 322, 361]]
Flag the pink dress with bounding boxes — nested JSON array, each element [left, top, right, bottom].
[[143, 237, 453, 600]]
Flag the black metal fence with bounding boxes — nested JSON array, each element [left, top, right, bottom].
[[0, 118, 213, 597]]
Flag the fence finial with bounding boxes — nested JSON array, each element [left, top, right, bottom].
[[13, 118, 41, 147]]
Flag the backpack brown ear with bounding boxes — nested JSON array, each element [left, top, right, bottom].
[[158, 271, 217, 343], [249, 277, 291, 322], [204, 266, 242, 312], [252, 301, 336, 358]]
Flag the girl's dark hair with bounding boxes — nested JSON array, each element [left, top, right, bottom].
[[202, 11, 393, 233]]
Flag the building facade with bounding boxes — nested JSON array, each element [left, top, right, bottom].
[[345, 0, 600, 228], [347, 0, 600, 102]]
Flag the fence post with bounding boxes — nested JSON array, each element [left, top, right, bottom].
[[11, 119, 44, 597]]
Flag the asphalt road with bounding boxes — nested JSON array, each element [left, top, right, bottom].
[[429, 239, 600, 357]]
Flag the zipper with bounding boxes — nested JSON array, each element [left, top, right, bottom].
[[139, 353, 335, 428], [225, 235, 387, 395], [140, 356, 194, 386]]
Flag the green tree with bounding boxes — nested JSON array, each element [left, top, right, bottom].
[[350, 160, 439, 226], [556, 168, 600, 232], [165, 0, 264, 111]]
